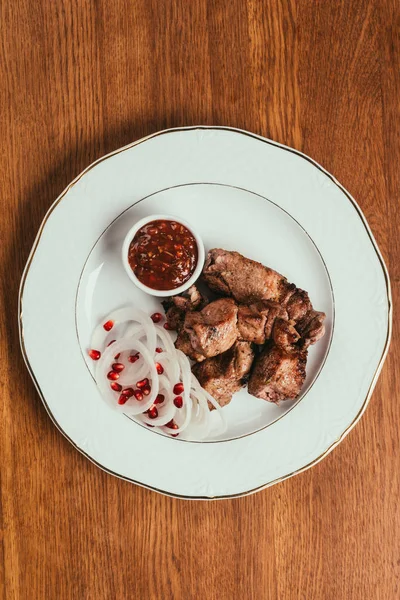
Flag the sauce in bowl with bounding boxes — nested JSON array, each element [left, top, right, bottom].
[[127, 219, 199, 290]]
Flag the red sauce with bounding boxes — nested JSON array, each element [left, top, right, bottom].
[[128, 219, 198, 290]]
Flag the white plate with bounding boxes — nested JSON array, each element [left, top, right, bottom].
[[19, 126, 391, 499]]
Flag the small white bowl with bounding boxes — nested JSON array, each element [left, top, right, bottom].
[[122, 214, 205, 297]]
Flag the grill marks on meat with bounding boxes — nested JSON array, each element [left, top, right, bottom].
[[184, 298, 238, 359], [193, 341, 254, 407], [203, 249, 291, 304], [248, 345, 307, 403]]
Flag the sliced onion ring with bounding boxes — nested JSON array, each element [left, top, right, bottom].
[[92, 306, 226, 440]]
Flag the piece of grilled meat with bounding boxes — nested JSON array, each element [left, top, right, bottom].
[[203, 249, 293, 304], [284, 288, 312, 321], [162, 285, 207, 330], [248, 344, 307, 403], [296, 310, 326, 348], [237, 300, 288, 345], [192, 341, 254, 407], [184, 298, 238, 359], [175, 330, 206, 362], [162, 253, 326, 406], [272, 318, 301, 350], [237, 290, 324, 351], [203, 248, 325, 339]]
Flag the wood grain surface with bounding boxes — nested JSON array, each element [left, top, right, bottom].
[[1, 1, 399, 598]]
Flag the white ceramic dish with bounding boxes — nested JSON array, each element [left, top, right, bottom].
[[19, 126, 391, 499], [121, 213, 205, 297]]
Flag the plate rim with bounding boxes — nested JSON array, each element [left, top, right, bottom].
[[18, 125, 393, 500]]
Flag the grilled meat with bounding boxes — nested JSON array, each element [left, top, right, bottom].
[[169, 284, 205, 311], [192, 341, 254, 407], [284, 288, 312, 321], [160, 250, 326, 409], [184, 298, 238, 359], [248, 344, 307, 403], [164, 305, 186, 331], [203, 249, 292, 304], [272, 318, 301, 350], [237, 300, 288, 344], [175, 330, 206, 362], [162, 285, 207, 330], [296, 310, 326, 348], [237, 286, 325, 352]]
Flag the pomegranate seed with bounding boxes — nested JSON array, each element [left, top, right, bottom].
[[107, 371, 119, 381], [156, 347, 163, 353], [88, 349, 101, 361], [146, 423, 155, 428], [103, 320, 114, 331], [133, 389, 143, 401], [121, 387, 134, 398], [112, 362, 125, 373], [110, 382, 122, 392], [173, 382, 184, 395], [174, 396, 183, 408], [142, 385, 151, 396], [151, 312, 163, 323], [165, 419, 178, 429], [155, 362, 164, 374], [114, 353, 120, 360], [147, 406, 158, 419], [171, 433, 179, 437], [107, 340, 116, 347], [128, 353, 140, 363], [163, 322, 172, 330], [137, 378, 149, 388], [155, 394, 165, 404], [118, 394, 128, 405]]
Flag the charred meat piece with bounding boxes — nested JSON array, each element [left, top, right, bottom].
[[168, 284, 205, 311], [282, 288, 326, 348], [237, 304, 267, 345], [297, 310, 326, 348], [284, 288, 312, 321], [203, 249, 292, 304], [164, 306, 186, 331], [162, 285, 207, 330], [272, 318, 301, 350], [184, 298, 238, 359], [237, 301, 288, 344], [248, 344, 307, 403], [192, 341, 254, 408], [175, 330, 206, 362]]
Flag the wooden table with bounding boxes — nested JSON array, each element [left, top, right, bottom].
[[1, 1, 399, 598]]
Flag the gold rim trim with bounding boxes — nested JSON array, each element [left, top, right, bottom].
[[18, 126, 393, 500]]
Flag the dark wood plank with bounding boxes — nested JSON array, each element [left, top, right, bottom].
[[0, 1, 398, 598]]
